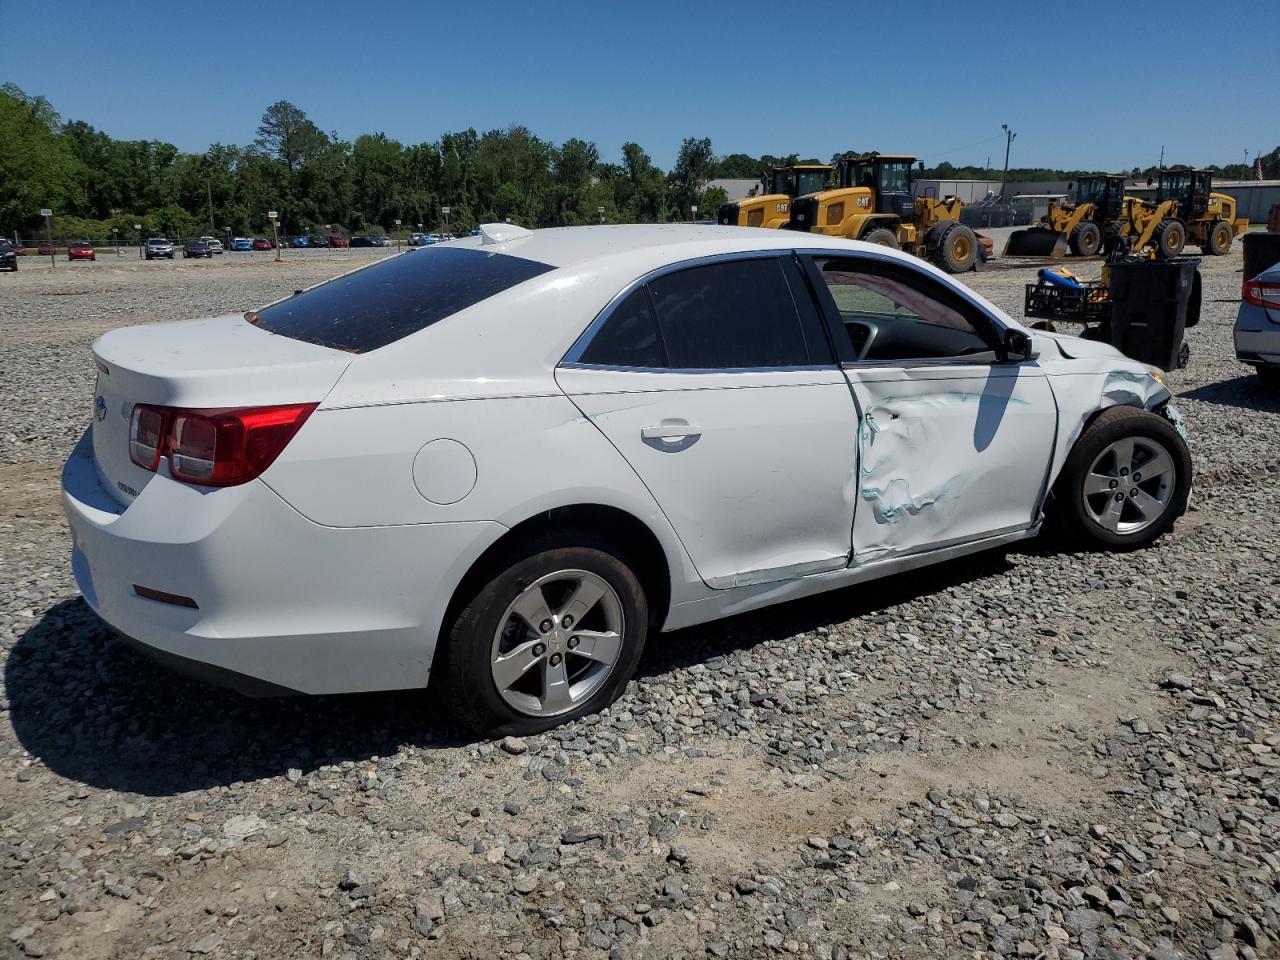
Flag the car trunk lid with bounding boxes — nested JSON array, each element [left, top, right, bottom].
[[91, 314, 352, 506]]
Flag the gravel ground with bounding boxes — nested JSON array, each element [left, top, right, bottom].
[[1, 244, 1277, 960]]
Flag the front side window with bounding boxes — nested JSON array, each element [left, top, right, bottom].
[[249, 247, 555, 353], [814, 258, 996, 363]]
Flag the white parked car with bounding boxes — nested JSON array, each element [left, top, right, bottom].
[[200, 236, 225, 254], [62, 224, 1192, 734]]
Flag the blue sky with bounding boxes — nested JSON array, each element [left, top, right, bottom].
[[2, 0, 1274, 172]]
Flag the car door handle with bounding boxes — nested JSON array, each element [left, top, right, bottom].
[[641, 423, 702, 441]]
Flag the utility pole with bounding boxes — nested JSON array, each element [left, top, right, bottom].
[[1000, 124, 1016, 196], [1158, 145, 1165, 170], [206, 178, 215, 235]]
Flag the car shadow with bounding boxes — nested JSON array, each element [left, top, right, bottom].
[[8, 551, 1015, 797], [1179, 373, 1280, 412]]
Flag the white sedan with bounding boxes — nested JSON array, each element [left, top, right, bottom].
[[63, 224, 1192, 734]]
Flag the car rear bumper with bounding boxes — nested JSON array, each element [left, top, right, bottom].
[[62, 429, 505, 695], [1234, 307, 1280, 366]]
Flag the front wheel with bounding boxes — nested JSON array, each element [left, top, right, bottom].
[[1153, 218, 1186, 259], [442, 544, 648, 735], [1051, 406, 1191, 550], [1069, 221, 1102, 257], [933, 223, 978, 273]]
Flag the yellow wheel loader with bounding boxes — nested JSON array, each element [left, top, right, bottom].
[[787, 152, 981, 273], [716, 164, 832, 229], [1144, 168, 1247, 257], [1104, 168, 1248, 260], [1004, 174, 1130, 258]]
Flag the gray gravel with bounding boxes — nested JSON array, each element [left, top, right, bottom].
[[0, 244, 1277, 960]]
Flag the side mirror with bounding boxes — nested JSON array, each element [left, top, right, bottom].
[[1004, 328, 1038, 362]]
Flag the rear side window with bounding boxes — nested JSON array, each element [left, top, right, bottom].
[[647, 258, 812, 369], [248, 247, 555, 353], [577, 288, 667, 368]]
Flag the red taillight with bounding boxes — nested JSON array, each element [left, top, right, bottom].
[[1243, 278, 1280, 309], [127, 402, 316, 486]]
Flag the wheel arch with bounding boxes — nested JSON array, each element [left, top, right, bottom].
[[443, 502, 676, 638]]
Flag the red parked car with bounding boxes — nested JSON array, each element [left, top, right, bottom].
[[327, 235, 349, 248], [252, 237, 274, 251], [67, 240, 96, 262], [38, 242, 56, 256]]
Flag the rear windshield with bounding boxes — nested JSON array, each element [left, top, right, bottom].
[[247, 246, 556, 353]]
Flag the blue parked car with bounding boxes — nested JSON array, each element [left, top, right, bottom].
[[231, 237, 253, 251], [289, 236, 310, 248]]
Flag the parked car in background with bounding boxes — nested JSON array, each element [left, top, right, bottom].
[[1235, 259, 1280, 386], [144, 238, 175, 260], [67, 240, 96, 262], [408, 232, 432, 246], [183, 240, 213, 259], [11, 239, 29, 255], [252, 238, 274, 251], [328, 235, 349, 248], [290, 236, 310, 248], [201, 237, 224, 255], [231, 237, 253, 251], [62, 223, 1193, 734], [370, 235, 392, 247], [349, 236, 374, 248], [38, 242, 56, 256], [0, 239, 17, 271], [309, 235, 330, 248]]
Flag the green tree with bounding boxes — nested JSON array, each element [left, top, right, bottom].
[[254, 101, 330, 173], [0, 84, 85, 233]]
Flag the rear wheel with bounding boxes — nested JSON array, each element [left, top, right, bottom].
[[1069, 221, 1102, 257], [1153, 218, 1186, 259], [1202, 220, 1232, 256], [1051, 406, 1191, 550], [933, 223, 978, 273], [442, 542, 648, 736], [862, 227, 898, 249]]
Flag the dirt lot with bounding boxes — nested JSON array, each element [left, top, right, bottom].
[[0, 241, 1277, 960]]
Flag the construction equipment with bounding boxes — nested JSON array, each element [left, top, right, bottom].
[[1143, 167, 1247, 256], [787, 152, 980, 273], [717, 164, 832, 229], [1004, 174, 1130, 258]]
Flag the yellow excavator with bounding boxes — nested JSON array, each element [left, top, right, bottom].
[[787, 151, 981, 273], [1005, 174, 1131, 258], [717, 164, 832, 229]]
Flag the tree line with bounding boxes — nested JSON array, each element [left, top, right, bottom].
[[3, 82, 1277, 243]]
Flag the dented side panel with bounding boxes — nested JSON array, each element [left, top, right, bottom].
[[844, 364, 1057, 563], [1039, 359, 1175, 489]]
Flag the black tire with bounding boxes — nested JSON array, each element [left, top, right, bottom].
[[1153, 218, 1186, 259], [861, 227, 898, 249], [442, 541, 649, 736], [1051, 406, 1191, 550], [933, 222, 978, 273], [1068, 221, 1102, 257], [1202, 220, 1232, 256]]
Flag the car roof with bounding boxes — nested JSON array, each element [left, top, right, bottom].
[[442, 223, 894, 271]]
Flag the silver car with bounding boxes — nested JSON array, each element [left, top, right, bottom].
[[144, 238, 174, 261], [1235, 260, 1280, 385]]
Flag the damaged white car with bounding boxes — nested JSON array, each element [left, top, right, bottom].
[[63, 224, 1191, 734]]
